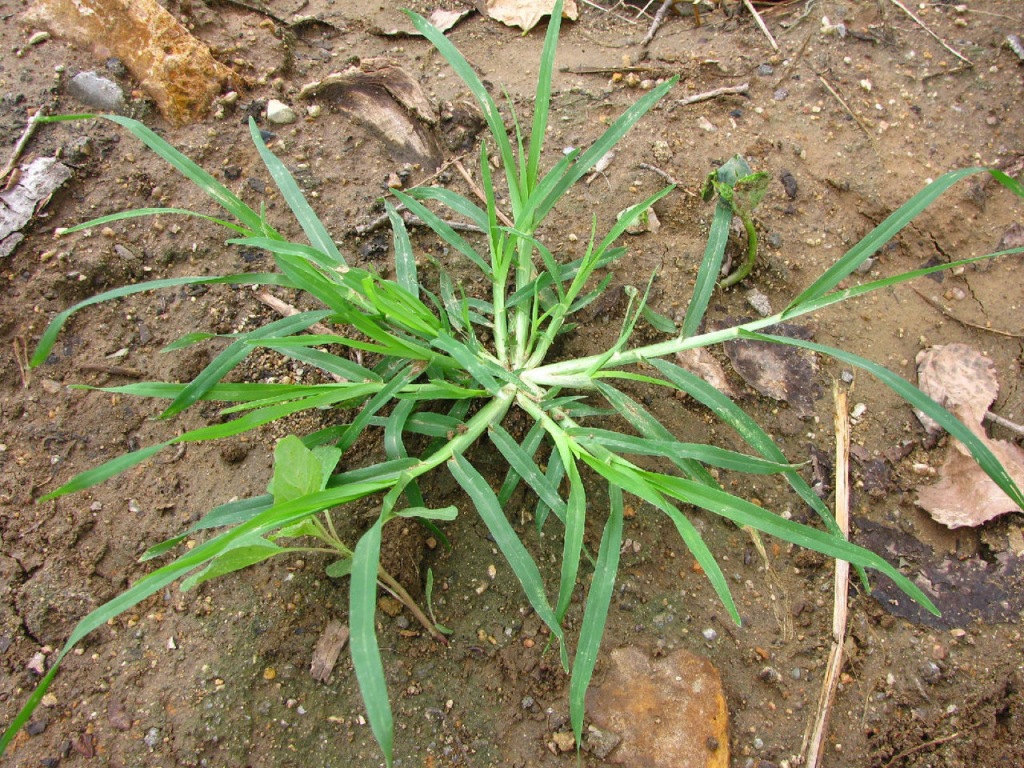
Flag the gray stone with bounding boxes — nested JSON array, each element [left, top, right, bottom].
[[67, 71, 125, 113], [266, 99, 297, 125]]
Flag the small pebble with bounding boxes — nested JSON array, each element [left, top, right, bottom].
[[144, 727, 160, 748], [701, 628, 718, 641], [757, 64, 775, 76], [266, 99, 297, 125], [521, 696, 535, 710]]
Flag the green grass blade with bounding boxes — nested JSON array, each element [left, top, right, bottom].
[[490, 423, 568, 520], [681, 195, 733, 338], [403, 11, 521, 217], [405, 186, 489, 231], [568, 428, 799, 474], [644, 469, 939, 615], [537, 445, 565, 531], [744, 331, 1024, 509], [390, 188, 493, 277], [526, 0, 561, 192], [496, 420, 546, 507], [787, 167, 1002, 310], [349, 516, 394, 766], [386, 201, 418, 296], [337, 364, 420, 452], [161, 311, 332, 418], [534, 78, 676, 224], [569, 482, 623, 744], [581, 454, 740, 624], [554, 450, 586, 621], [648, 358, 851, 543], [40, 443, 169, 501], [448, 454, 568, 668], [46, 114, 269, 234], [248, 118, 346, 267], [594, 382, 718, 487], [58, 207, 252, 236], [30, 273, 291, 367]]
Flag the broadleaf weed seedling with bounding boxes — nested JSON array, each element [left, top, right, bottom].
[[4, 2, 1024, 763]]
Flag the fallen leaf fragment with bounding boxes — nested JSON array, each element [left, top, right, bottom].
[[485, 0, 578, 32], [310, 621, 349, 682], [722, 322, 819, 418], [914, 344, 1024, 528], [674, 347, 737, 399], [297, 59, 441, 167], [382, 8, 473, 36], [915, 343, 998, 435]]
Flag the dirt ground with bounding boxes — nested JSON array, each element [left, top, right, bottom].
[[1, 0, 1023, 766]]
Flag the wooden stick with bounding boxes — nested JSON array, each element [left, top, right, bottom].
[[886, 0, 972, 66], [453, 158, 514, 228], [817, 75, 874, 139], [673, 82, 749, 107], [256, 292, 348, 382], [0, 106, 47, 186], [801, 383, 851, 768], [641, 0, 676, 48], [742, 0, 779, 51]]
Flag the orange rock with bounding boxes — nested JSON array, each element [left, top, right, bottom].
[[24, 0, 236, 125], [586, 646, 729, 768]]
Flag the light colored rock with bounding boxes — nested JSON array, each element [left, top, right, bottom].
[[67, 71, 124, 112], [25, 0, 235, 125], [266, 99, 297, 125], [586, 646, 729, 768]]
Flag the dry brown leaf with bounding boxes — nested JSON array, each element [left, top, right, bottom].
[[915, 343, 998, 435], [914, 344, 1024, 527], [916, 420, 1024, 528], [674, 348, 736, 399], [382, 8, 474, 36], [484, 0, 578, 32]]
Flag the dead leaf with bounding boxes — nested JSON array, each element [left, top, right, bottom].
[[722, 322, 819, 418], [310, 621, 349, 682], [915, 343, 998, 435], [674, 347, 737, 399], [382, 8, 474, 36], [914, 344, 1024, 528], [485, 0, 578, 32]]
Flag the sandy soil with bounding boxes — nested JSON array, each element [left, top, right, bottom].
[[1, 1, 1023, 766]]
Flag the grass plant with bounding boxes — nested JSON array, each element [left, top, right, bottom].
[[3, 3, 1024, 763]]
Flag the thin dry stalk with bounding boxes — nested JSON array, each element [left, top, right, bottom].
[[0, 106, 46, 186], [673, 82, 750, 107], [742, 0, 780, 51], [886, 0, 972, 66], [817, 75, 874, 139], [13, 338, 31, 388], [641, 0, 675, 48], [256, 292, 348, 382], [910, 285, 1023, 339], [801, 383, 851, 767], [454, 159, 515, 227]]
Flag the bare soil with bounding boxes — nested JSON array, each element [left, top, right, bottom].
[[2, 1, 1023, 767]]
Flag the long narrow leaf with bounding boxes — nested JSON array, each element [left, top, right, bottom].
[[569, 483, 623, 744], [350, 517, 394, 766], [448, 455, 568, 668], [681, 195, 733, 338], [744, 331, 1024, 509], [490, 423, 567, 520], [248, 118, 346, 266]]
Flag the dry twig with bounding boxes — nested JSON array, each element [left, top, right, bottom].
[[0, 106, 47, 187], [886, 0, 972, 66], [454, 159, 514, 227], [640, 0, 676, 48], [817, 75, 873, 139], [801, 383, 851, 767], [742, 0, 779, 51], [673, 82, 750, 107]]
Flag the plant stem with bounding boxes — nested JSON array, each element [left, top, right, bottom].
[[376, 566, 448, 644], [522, 311, 791, 388], [719, 206, 758, 288]]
